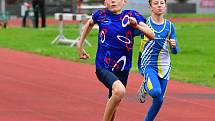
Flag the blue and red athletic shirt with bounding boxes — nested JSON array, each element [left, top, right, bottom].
[[92, 9, 146, 72]]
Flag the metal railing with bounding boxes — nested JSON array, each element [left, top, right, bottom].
[[0, 12, 9, 28]]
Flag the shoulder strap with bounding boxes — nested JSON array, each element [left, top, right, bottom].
[[167, 20, 172, 39]]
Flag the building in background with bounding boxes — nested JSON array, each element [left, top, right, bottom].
[[124, 0, 215, 15], [0, 0, 214, 17], [198, 0, 215, 13], [124, 0, 150, 15], [1, 0, 73, 17]]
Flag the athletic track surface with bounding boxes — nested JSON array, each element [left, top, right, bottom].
[[0, 48, 215, 121], [6, 17, 215, 28]]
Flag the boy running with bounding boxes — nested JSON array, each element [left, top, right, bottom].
[[77, 0, 155, 121]]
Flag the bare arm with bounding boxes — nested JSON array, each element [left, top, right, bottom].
[[137, 22, 155, 40], [77, 17, 95, 59], [128, 17, 155, 40]]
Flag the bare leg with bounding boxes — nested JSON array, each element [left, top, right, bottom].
[[102, 80, 125, 121], [110, 110, 116, 121]]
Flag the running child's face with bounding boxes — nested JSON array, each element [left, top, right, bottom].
[[149, 0, 166, 15], [104, 0, 126, 14]]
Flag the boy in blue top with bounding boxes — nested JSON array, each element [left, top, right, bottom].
[[137, 0, 179, 121], [77, 0, 155, 121]]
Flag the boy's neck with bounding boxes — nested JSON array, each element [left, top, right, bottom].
[[111, 9, 123, 15], [151, 14, 164, 25]]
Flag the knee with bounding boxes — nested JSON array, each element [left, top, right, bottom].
[[112, 82, 126, 102], [154, 96, 164, 105], [149, 88, 162, 98]]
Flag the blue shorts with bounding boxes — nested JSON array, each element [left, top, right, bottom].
[[95, 68, 129, 98]]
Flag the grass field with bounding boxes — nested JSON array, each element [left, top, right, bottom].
[[166, 13, 215, 18], [0, 21, 215, 87]]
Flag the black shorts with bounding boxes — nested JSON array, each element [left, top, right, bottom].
[[95, 68, 129, 98]]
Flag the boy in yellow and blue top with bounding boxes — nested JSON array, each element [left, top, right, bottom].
[[137, 0, 179, 121], [77, 0, 155, 121]]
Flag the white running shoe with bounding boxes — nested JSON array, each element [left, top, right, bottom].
[[137, 80, 147, 103]]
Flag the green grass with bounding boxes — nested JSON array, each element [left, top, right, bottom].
[[165, 13, 215, 18], [0, 22, 215, 87], [141, 13, 215, 18], [170, 22, 215, 87]]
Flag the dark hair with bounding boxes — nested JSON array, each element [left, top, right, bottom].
[[148, 0, 167, 5]]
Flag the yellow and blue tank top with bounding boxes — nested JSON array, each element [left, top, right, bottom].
[[138, 17, 179, 80], [92, 9, 146, 72]]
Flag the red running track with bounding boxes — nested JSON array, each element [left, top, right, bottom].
[[0, 48, 215, 121]]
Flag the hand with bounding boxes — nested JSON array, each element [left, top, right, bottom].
[[77, 44, 90, 60], [167, 39, 176, 48], [128, 17, 137, 27], [78, 48, 90, 60]]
